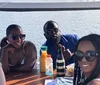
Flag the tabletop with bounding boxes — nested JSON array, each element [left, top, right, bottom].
[[6, 69, 56, 85]]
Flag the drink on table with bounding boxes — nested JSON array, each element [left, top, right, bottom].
[[56, 44, 65, 77], [40, 46, 48, 72], [66, 63, 74, 76], [45, 54, 53, 76]]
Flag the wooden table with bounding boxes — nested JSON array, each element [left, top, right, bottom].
[[6, 69, 56, 85]]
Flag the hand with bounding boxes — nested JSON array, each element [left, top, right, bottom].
[[61, 45, 73, 61], [2, 44, 15, 53]]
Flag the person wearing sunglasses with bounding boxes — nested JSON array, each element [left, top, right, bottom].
[[42, 20, 79, 69], [0, 24, 37, 73], [73, 34, 100, 85]]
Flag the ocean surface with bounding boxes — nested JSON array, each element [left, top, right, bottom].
[[1, 4, 100, 60]]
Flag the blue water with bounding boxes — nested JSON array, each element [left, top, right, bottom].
[[1, 10, 100, 60]]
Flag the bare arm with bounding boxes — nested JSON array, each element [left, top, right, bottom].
[[10, 41, 37, 72], [88, 79, 100, 85], [0, 63, 6, 85], [1, 44, 15, 73]]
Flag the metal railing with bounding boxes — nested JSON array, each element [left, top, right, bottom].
[[0, 2, 100, 11]]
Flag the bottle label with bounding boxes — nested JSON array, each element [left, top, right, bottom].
[[56, 59, 65, 77]]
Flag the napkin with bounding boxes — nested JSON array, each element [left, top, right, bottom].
[[45, 79, 56, 85]]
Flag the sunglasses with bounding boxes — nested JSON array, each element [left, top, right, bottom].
[[9, 34, 26, 40], [74, 50, 98, 62]]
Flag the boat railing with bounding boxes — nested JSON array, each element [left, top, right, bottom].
[[0, 2, 100, 11]]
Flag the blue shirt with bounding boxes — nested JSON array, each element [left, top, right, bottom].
[[42, 34, 79, 69]]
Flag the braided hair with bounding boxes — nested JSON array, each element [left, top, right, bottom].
[[73, 34, 100, 85]]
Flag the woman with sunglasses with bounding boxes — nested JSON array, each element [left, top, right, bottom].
[[73, 34, 100, 85], [0, 24, 37, 73]]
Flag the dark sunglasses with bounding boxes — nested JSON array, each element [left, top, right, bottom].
[[9, 34, 26, 40], [74, 50, 98, 62]]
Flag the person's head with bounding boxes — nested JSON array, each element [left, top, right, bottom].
[[6, 24, 26, 48], [74, 34, 100, 85], [43, 20, 61, 44]]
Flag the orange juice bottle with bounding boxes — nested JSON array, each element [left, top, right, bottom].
[[40, 46, 47, 72]]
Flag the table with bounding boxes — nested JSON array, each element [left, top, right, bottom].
[[6, 69, 56, 85]]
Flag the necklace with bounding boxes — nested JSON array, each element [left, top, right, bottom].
[[78, 72, 86, 85]]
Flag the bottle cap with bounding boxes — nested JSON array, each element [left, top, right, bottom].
[[47, 54, 51, 57], [41, 46, 48, 51]]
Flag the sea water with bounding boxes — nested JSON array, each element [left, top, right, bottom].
[[1, 10, 100, 62]]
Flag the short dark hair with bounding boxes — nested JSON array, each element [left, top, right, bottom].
[[43, 20, 59, 32], [74, 34, 100, 85], [6, 24, 22, 36]]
